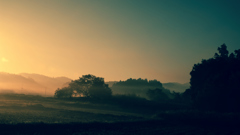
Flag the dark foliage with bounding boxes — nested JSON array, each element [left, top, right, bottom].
[[146, 88, 170, 101], [185, 44, 240, 112], [54, 74, 112, 98], [112, 78, 163, 87], [111, 78, 171, 99], [54, 87, 73, 98]]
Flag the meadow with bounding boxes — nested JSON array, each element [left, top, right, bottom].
[[0, 93, 239, 134]]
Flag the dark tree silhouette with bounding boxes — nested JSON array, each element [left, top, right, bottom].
[[185, 44, 240, 112], [111, 78, 169, 98], [146, 88, 170, 101], [54, 74, 112, 98], [54, 87, 73, 98], [112, 78, 163, 87]]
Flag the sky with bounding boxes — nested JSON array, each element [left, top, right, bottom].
[[0, 0, 240, 83]]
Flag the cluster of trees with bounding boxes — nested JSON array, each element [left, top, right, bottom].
[[54, 44, 240, 112], [55, 76, 174, 102], [112, 78, 163, 87], [111, 78, 174, 100], [146, 88, 170, 101], [55, 74, 112, 99], [185, 44, 240, 112]]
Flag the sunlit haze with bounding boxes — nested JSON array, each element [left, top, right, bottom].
[[0, 0, 240, 83]]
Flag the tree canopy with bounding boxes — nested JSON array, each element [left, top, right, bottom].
[[111, 78, 174, 100], [54, 74, 112, 98], [112, 78, 163, 88], [146, 88, 170, 102], [186, 44, 240, 112]]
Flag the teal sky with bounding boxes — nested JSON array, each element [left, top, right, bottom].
[[0, 0, 239, 83]]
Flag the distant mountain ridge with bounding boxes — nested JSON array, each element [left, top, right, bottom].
[[20, 73, 71, 90], [0, 72, 72, 96]]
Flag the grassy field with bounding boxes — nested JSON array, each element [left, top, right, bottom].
[[0, 93, 239, 134]]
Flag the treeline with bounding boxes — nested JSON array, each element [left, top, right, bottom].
[[183, 44, 240, 112], [55, 44, 240, 112], [113, 78, 162, 87], [111, 78, 175, 100], [55, 74, 112, 99], [54, 75, 178, 102]]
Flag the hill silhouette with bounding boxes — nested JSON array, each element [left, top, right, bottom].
[[0, 72, 71, 96], [20, 73, 71, 95]]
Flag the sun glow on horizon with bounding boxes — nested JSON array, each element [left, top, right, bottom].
[[1, 57, 9, 62], [0, 1, 239, 84]]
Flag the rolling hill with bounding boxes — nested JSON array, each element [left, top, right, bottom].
[[0, 72, 72, 96]]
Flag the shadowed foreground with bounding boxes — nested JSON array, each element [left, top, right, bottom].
[[0, 94, 239, 134], [0, 119, 239, 135]]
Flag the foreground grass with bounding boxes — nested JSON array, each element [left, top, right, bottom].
[[0, 94, 239, 134], [0, 118, 239, 135]]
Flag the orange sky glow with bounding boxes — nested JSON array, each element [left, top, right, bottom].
[[1, 1, 240, 83]]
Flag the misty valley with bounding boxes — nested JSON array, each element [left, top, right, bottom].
[[1, 0, 240, 134]]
